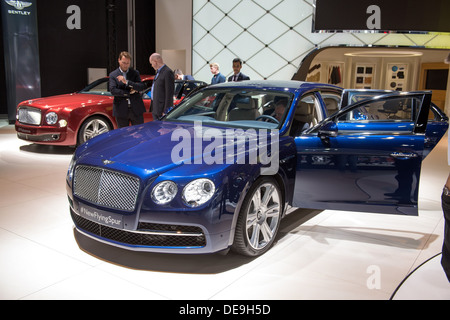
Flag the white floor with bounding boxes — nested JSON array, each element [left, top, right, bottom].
[[1, 119, 449, 300]]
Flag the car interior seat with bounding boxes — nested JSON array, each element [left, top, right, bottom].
[[228, 97, 260, 121], [291, 101, 314, 135], [378, 99, 400, 119]]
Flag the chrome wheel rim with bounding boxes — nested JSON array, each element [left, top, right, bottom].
[[245, 183, 281, 250], [82, 119, 110, 142]]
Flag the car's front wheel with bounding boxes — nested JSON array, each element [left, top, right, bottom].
[[78, 116, 112, 145], [232, 177, 282, 257]]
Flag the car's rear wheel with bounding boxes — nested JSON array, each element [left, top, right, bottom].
[[232, 177, 282, 257], [78, 116, 112, 145]]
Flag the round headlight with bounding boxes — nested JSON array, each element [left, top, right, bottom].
[[182, 179, 215, 207], [152, 181, 178, 205], [46, 112, 58, 125]]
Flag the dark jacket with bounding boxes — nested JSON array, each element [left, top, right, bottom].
[[109, 68, 146, 118], [151, 65, 175, 119], [228, 72, 250, 82]]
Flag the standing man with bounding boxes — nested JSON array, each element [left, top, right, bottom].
[[109, 51, 147, 128], [149, 53, 175, 120], [228, 58, 250, 82], [210, 62, 226, 84]]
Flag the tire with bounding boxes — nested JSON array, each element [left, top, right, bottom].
[[78, 116, 112, 145], [232, 177, 283, 257]]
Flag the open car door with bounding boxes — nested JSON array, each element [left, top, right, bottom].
[[293, 91, 447, 216]]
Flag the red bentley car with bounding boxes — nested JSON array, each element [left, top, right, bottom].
[[15, 76, 154, 147], [15, 76, 206, 146]]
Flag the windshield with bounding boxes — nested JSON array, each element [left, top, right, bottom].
[[165, 88, 293, 129], [79, 78, 110, 95]]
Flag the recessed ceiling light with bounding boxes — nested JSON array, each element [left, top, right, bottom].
[[344, 51, 423, 57]]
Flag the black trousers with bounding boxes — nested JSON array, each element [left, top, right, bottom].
[[116, 109, 144, 128], [442, 191, 450, 282]]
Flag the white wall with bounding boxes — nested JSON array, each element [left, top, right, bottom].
[[155, 0, 193, 74], [155, 0, 450, 114], [192, 0, 450, 84]]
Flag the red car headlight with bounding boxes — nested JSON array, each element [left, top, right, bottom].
[[45, 112, 58, 125]]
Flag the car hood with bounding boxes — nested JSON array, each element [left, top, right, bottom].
[[78, 121, 245, 175], [77, 120, 275, 179], [20, 93, 111, 109]]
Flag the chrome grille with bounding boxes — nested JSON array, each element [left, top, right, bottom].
[[18, 107, 42, 125], [74, 165, 140, 212]]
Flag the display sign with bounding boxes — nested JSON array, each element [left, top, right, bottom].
[[1, 0, 41, 123], [314, 0, 450, 33]]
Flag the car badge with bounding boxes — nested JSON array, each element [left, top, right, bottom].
[[102, 159, 115, 165], [5, 1, 32, 10]]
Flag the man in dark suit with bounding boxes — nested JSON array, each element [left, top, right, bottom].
[[109, 51, 147, 128], [228, 58, 250, 82], [149, 53, 175, 120]]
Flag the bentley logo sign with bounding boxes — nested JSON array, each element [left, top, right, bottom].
[[5, 1, 32, 10], [5, 0, 32, 15]]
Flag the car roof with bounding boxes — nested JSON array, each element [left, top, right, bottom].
[[208, 79, 342, 94]]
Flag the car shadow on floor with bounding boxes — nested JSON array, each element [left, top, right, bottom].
[[73, 208, 322, 274], [19, 143, 75, 155]]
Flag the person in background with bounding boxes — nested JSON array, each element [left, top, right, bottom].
[[270, 99, 287, 122], [210, 62, 226, 84], [149, 53, 175, 120], [174, 69, 194, 80], [228, 58, 250, 82], [174, 69, 195, 98], [109, 51, 147, 128]]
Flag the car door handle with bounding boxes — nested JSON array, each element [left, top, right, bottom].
[[390, 152, 418, 159]]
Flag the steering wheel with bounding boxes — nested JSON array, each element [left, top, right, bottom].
[[255, 115, 279, 124]]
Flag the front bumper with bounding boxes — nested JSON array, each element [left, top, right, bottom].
[[68, 196, 234, 254], [15, 122, 73, 145], [66, 159, 239, 254]]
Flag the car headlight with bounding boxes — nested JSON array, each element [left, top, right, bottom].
[[152, 181, 178, 205], [182, 179, 215, 207], [46, 112, 58, 125]]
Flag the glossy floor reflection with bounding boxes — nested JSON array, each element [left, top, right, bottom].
[[0, 120, 449, 300]]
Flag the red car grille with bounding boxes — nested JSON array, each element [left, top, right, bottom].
[[18, 107, 42, 125]]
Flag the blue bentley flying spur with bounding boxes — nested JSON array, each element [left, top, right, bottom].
[[66, 80, 448, 256]]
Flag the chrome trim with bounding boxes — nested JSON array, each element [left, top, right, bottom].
[[390, 152, 418, 159], [134, 229, 203, 237], [72, 209, 203, 237]]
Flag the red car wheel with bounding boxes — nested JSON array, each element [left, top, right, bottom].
[[78, 116, 112, 145]]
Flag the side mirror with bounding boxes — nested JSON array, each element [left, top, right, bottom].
[[318, 120, 338, 138]]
